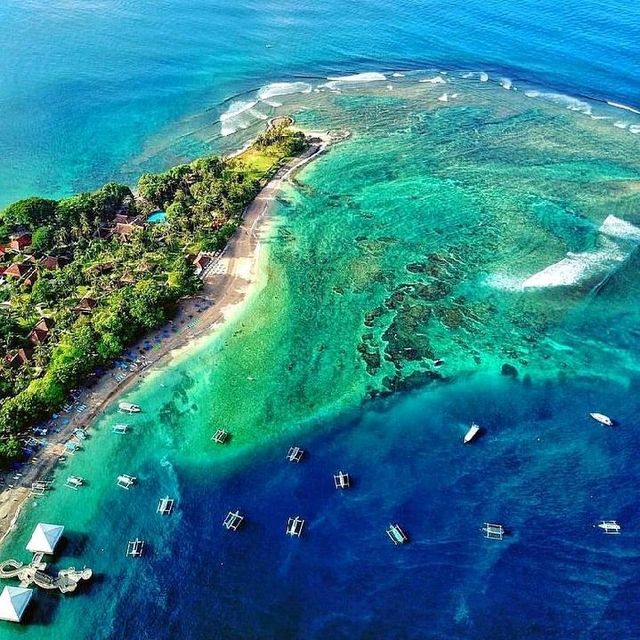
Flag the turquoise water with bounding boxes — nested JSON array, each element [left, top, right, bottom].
[[1, 2, 640, 639]]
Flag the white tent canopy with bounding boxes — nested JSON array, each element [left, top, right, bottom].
[[0, 586, 33, 622], [26, 522, 64, 554]]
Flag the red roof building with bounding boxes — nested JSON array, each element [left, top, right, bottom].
[[5, 348, 32, 367], [3, 262, 31, 279], [28, 318, 55, 346], [8, 232, 32, 252]]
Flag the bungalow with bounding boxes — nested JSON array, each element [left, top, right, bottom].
[[192, 252, 212, 276], [8, 232, 32, 252], [5, 348, 32, 368], [73, 296, 98, 315], [3, 262, 31, 279], [23, 269, 38, 288], [40, 255, 66, 271], [113, 222, 144, 241], [28, 318, 55, 346]]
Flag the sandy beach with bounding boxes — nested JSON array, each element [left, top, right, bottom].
[[0, 129, 338, 546]]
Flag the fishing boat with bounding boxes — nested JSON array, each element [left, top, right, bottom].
[[65, 475, 84, 489], [590, 412, 613, 426], [463, 423, 481, 444], [112, 424, 129, 434], [386, 523, 408, 545], [118, 401, 141, 413], [597, 520, 621, 535]]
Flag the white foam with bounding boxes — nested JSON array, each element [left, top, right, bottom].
[[607, 100, 640, 115], [500, 78, 513, 90], [479, 72, 489, 82], [613, 121, 628, 129], [599, 215, 640, 241], [387, 84, 394, 91], [220, 100, 265, 137], [321, 72, 386, 91], [437, 93, 449, 102], [523, 91, 592, 115], [392, 72, 405, 78], [629, 125, 640, 134], [257, 81, 312, 104], [420, 75, 446, 84]]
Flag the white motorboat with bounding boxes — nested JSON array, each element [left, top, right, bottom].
[[463, 423, 481, 444], [119, 402, 141, 413], [590, 412, 613, 427]]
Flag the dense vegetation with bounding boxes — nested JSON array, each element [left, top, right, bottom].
[[0, 125, 306, 466]]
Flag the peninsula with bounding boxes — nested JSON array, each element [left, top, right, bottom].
[[0, 124, 339, 542]]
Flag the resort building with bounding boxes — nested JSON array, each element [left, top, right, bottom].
[[7, 232, 32, 252], [4, 348, 32, 368], [0, 586, 33, 623], [73, 296, 98, 315], [28, 318, 55, 346], [192, 252, 213, 276], [25, 523, 64, 555]]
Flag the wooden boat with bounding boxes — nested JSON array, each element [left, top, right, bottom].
[[590, 412, 613, 427], [118, 402, 141, 413], [211, 429, 229, 444], [463, 423, 481, 444], [65, 475, 84, 489], [482, 522, 505, 540], [597, 520, 621, 535], [286, 516, 305, 537], [333, 471, 350, 489], [223, 510, 244, 531], [126, 539, 145, 557], [286, 446, 304, 462], [386, 523, 408, 545], [157, 496, 174, 515], [117, 474, 136, 489]]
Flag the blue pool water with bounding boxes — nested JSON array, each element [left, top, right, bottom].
[[147, 211, 166, 223]]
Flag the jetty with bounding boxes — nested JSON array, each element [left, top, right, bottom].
[[386, 523, 408, 545], [223, 510, 244, 531], [212, 429, 229, 444], [126, 539, 145, 557], [157, 496, 174, 515], [117, 474, 136, 489], [482, 522, 505, 540], [333, 471, 351, 489], [287, 446, 304, 463], [65, 475, 84, 490], [0, 523, 92, 601], [286, 517, 305, 537], [597, 520, 621, 535]]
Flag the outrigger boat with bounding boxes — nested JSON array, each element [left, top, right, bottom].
[[590, 412, 613, 427], [597, 520, 621, 535], [118, 401, 141, 413], [65, 475, 84, 489], [463, 423, 481, 444], [386, 523, 408, 545]]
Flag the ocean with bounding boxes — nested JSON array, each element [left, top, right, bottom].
[[1, 1, 640, 639]]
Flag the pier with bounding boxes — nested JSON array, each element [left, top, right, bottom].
[[0, 558, 92, 593]]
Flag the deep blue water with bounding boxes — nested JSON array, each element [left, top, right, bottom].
[[1, 2, 640, 639], [1, 0, 640, 206], [110, 375, 640, 639]]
